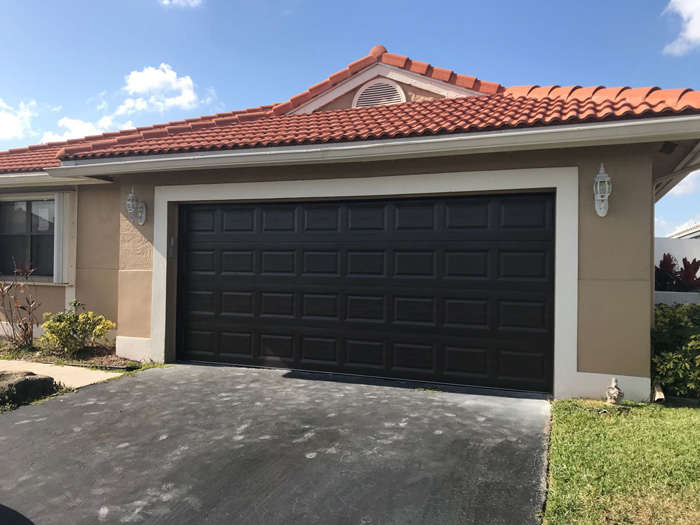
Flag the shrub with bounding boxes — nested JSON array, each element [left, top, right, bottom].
[[40, 300, 116, 357], [653, 336, 700, 398], [652, 303, 700, 354], [0, 263, 41, 351], [652, 303, 700, 398]]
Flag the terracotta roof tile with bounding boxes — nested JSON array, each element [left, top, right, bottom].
[[454, 74, 477, 90], [381, 52, 408, 68], [677, 90, 700, 109], [55, 91, 700, 162], [0, 98, 276, 173], [430, 66, 453, 83], [2, 45, 700, 174]]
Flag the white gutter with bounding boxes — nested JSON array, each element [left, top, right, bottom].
[[46, 114, 700, 178], [0, 171, 109, 189]]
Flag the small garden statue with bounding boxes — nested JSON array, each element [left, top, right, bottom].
[[606, 377, 624, 405]]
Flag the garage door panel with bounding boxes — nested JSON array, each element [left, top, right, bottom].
[[183, 230, 553, 244], [182, 243, 553, 285], [184, 278, 552, 294], [182, 290, 555, 340], [181, 322, 553, 391], [300, 336, 339, 364], [179, 194, 554, 392]]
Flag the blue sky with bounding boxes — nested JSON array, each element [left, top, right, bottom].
[[1, 0, 699, 236]]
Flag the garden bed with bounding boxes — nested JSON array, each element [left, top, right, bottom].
[[0, 341, 141, 370], [544, 399, 700, 525]]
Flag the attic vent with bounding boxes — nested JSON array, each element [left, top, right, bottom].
[[353, 79, 406, 108]]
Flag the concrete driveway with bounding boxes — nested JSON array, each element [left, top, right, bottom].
[[0, 365, 550, 524]]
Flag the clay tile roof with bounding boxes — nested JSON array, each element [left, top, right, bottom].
[[2, 45, 700, 174], [266, 45, 506, 117], [0, 100, 275, 173], [56, 89, 700, 162]]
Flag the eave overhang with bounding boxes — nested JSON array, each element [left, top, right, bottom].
[[43, 114, 700, 181]]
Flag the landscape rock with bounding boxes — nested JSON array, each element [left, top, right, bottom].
[[0, 371, 57, 405]]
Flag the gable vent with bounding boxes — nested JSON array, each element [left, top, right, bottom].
[[353, 79, 406, 108]]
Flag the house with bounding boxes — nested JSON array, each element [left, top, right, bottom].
[[2, 46, 700, 400], [669, 221, 700, 239]]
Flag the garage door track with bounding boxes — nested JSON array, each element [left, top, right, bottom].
[[0, 365, 550, 524]]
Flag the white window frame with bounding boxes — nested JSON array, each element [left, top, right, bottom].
[[0, 191, 76, 285]]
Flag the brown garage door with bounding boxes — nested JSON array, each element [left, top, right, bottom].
[[177, 193, 555, 392]]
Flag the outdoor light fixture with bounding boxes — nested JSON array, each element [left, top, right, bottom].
[[593, 164, 612, 217], [126, 187, 147, 226]]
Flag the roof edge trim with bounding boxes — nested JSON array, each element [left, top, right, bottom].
[[0, 171, 109, 188], [46, 114, 700, 178]]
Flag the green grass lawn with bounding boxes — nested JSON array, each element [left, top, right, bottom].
[[544, 400, 700, 524]]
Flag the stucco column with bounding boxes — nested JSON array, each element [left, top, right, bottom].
[[116, 179, 157, 361]]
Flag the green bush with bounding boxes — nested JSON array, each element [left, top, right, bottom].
[[653, 336, 700, 398], [652, 303, 700, 399], [39, 300, 116, 357], [652, 303, 700, 354]]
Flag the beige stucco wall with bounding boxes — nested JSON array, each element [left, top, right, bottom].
[[34, 285, 66, 318], [0, 284, 65, 323], [75, 184, 120, 326], [117, 181, 154, 338], [316, 79, 445, 111], [92, 143, 653, 379], [106, 145, 653, 377]]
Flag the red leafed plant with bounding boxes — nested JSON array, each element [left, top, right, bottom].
[[678, 257, 700, 291], [655, 253, 700, 292]]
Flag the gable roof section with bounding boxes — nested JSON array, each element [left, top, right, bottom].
[[2, 45, 700, 173], [269, 45, 504, 116]]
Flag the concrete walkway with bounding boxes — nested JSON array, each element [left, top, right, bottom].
[[0, 360, 121, 389]]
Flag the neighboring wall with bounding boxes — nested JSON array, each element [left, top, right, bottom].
[[111, 143, 654, 380], [654, 236, 700, 264], [653, 237, 700, 306]]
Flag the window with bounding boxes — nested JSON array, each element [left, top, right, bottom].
[[0, 192, 74, 283], [0, 200, 55, 277]]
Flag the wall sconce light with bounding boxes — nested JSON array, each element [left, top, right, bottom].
[[593, 164, 612, 217], [126, 187, 147, 226]]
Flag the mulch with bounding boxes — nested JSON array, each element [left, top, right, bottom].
[[1, 343, 140, 369]]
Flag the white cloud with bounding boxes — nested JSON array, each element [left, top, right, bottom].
[[37, 63, 214, 144], [115, 63, 199, 115], [664, 0, 700, 55], [658, 215, 700, 237], [669, 169, 700, 196], [0, 98, 37, 140], [656, 215, 677, 236], [655, 207, 700, 237], [159, 0, 203, 8], [41, 116, 132, 143]]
